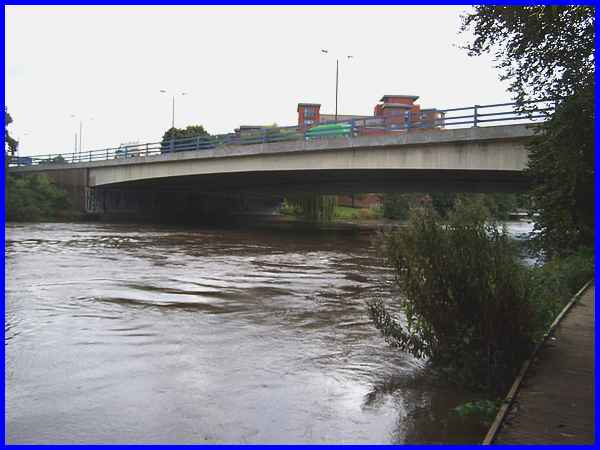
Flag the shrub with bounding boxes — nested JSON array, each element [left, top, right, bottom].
[[528, 248, 594, 340], [454, 399, 501, 425], [368, 197, 535, 392], [382, 193, 413, 220]]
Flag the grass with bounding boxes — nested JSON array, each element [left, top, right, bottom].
[[334, 206, 383, 220], [280, 202, 384, 222]]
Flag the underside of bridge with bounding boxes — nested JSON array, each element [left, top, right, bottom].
[[97, 168, 529, 195], [87, 169, 529, 222]]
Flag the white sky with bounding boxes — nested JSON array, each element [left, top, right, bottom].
[[5, 5, 512, 156]]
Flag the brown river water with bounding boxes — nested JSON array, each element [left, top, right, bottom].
[[5, 221, 534, 444]]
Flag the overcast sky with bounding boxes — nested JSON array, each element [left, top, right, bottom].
[[5, 6, 512, 156]]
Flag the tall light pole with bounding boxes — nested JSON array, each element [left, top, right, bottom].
[[321, 50, 354, 122], [160, 90, 188, 129], [70, 114, 93, 159]]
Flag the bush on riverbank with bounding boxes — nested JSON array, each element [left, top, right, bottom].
[[368, 197, 594, 394], [528, 248, 594, 341], [6, 173, 80, 221], [369, 197, 534, 392]]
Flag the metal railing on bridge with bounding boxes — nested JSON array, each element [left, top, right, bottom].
[[8, 100, 555, 168]]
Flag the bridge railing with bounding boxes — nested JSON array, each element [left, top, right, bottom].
[[9, 100, 555, 168], [438, 99, 554, 129]]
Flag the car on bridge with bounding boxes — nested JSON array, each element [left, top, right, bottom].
[[8, 155, 32, 166], [115, 142, 142, 159]]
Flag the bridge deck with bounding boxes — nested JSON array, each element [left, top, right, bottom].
[[494, 283, 595, 444], [8, 124, 534, 173]]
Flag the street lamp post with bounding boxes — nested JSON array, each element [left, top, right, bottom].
[[321, 50, 353, 122], [70, 114, 93, 160], [160, 90, 188, 129]]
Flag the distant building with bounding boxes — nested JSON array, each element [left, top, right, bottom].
[[297, 94, 444, 133], [297, 103, 322, 129]]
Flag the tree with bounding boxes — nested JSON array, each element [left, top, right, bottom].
[[384, 192, 517, 221], [5, 108, 18, 157], [161, 124, 209, 143], [383, 193, 430, 220], [461, 6, 595, 257], [44, 155, 67, 165], [526, 88, 594, 256], [285, 194, 337, 223], [160, 125, 212, 153], [461, 6, 594, 104]]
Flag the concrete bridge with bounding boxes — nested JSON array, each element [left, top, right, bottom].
[[8, 124, 535, 220]]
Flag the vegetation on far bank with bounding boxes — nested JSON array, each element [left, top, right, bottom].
[[5, 108, 80, 222], [6, 173, 81, 222], [280, 195, 337, 223], [280, 192, 529, 224]]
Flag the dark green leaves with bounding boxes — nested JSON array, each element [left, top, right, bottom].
[[461, 6, 594, 102], [461, 6, 595, 257], [369, 199, 534, 393]]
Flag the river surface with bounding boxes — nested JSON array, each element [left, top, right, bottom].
[[5, 221, 533, 444]]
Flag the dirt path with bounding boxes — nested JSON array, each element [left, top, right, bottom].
[[495, 283, 595, 444]]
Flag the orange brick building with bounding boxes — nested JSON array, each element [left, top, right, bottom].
[[297, 94, 444, 132]]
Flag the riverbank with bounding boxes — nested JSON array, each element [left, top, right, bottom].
[[491, 281, 595, 444]]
